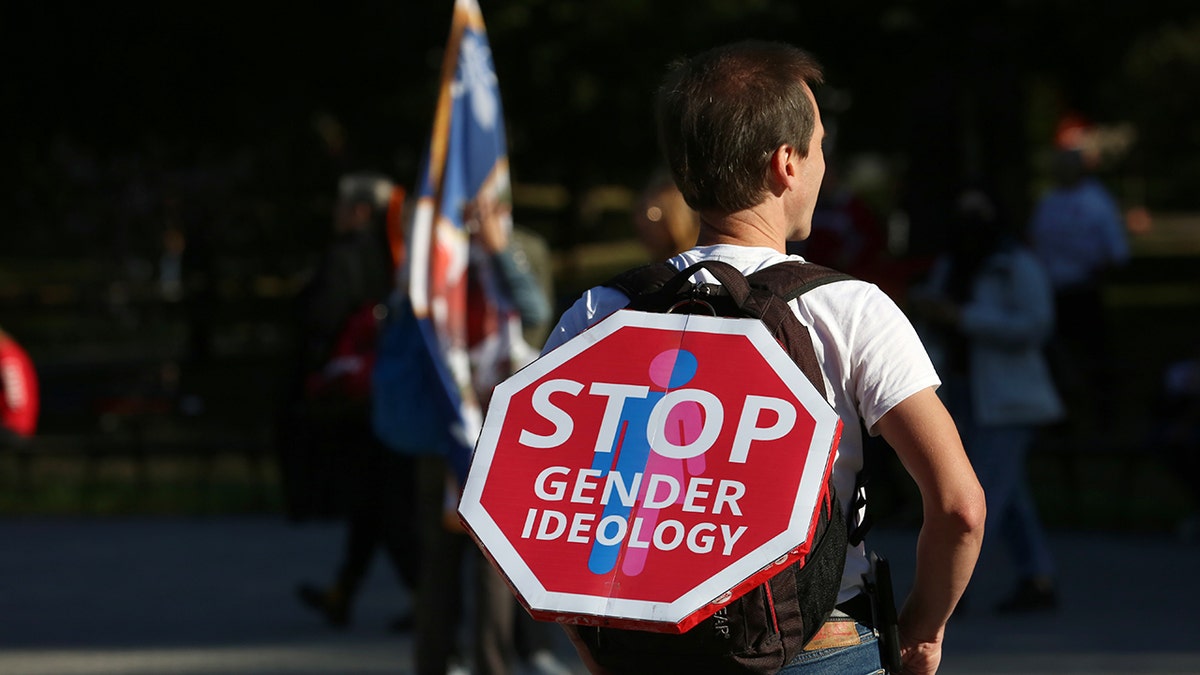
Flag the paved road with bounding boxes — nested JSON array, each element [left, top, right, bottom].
[[1, 516, 1197, 674]]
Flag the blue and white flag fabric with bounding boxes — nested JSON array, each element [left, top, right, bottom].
[[406, 0, 527, 484]]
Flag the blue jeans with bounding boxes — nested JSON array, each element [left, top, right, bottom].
[[970, 422, 1056, 579], [779, 623, 883, 675]]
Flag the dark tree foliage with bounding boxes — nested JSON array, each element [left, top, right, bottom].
[[4, 0, 1199, 258]]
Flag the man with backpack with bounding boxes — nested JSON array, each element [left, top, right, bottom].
[[541, 41, 986, 674]]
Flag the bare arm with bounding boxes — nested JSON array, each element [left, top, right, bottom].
[[873, 387, 986, 675]]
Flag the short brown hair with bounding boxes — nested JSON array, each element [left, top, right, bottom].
[[655, 41, 824, 213]]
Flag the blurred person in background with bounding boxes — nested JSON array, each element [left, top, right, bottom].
[[0, 326, 38, 447], [501, 224, 571, 673], [1028, 147, 1129, 441], [394, 192, 558, 675], [790, 156, 887, 282], [291, 172, 420, 631], [1147, 343, 1200, 542], [632, 171, 700, 262], [909, 189, 1063, 613]]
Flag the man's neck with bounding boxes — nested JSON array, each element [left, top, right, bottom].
[[695, 207, 788, 253]]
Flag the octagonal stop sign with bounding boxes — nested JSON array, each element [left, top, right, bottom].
[[459, 309, 842, 633]]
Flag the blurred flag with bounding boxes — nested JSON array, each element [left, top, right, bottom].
[[406, 0, 524, 483]]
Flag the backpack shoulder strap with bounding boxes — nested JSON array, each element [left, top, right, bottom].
[[751, 262, 874, 547], [740, 262, 854, 392], [746, 261, 854, 301], [604, 260, 855, 394], [603, 262, 679, 300], [746, 262, 862, 656], [605, 260, 848, 302], [605, 259, 757, 314]]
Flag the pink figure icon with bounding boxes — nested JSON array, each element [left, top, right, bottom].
[[622, 349, 706, 576]]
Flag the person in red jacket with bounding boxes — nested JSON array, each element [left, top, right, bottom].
[[0, 327, 38, 445]]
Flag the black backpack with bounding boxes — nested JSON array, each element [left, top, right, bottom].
[[575, 259, 854, 675]]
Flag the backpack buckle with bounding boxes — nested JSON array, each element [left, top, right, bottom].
[[664, 283, 719, 315], [667, 298, 716, 315]]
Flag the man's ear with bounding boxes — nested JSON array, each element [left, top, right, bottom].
[[768, 144, 801, 194]]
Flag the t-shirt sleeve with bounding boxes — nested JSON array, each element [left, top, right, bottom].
[[540, 286, 630, 355], [845, 285, 942, 433]]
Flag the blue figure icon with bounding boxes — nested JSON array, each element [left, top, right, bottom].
[[587, 348, 699, 575]]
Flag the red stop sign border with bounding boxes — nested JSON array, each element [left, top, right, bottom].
[[460, 309, 842, 633]]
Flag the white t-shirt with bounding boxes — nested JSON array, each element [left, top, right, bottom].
[[542, 244, 941, 602]]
